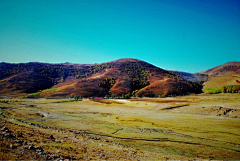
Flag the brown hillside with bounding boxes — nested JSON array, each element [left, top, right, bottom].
[[41, 68, 132, 97], [136, 78, 202, 97], [39, 59, 202, 97], [0, 59, 204, 97], [200, 62, 240, 90], [0, 71, 53, 95], [200, 62, 240, 76]]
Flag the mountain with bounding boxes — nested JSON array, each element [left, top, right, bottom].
[[199, 62, 240, 93], [1, 59, 239, 97], [169, 62, 240, 94], [0, 59, 202, 97]]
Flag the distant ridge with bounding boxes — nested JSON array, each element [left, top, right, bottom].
[[200, 62, 240, 75], [0, 59, 239, 97]]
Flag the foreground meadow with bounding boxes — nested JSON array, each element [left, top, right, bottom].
[[0, 94, 240, 160]]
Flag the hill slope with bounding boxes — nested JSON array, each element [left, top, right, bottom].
[[199, 62, 240, 93], [0, 71, 53, 95], [168, 71, 208, 84], [0, 59, 202, 97], [2, 59, 239, 97]]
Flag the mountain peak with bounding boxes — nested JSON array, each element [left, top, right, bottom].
[[223, 62, 240, 66], [111, 58, 142, 63]]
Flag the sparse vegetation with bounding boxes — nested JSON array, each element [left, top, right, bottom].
[[222, 85, 240, 93], [204, 85, 240, 94], [74, 95, 82, 101], [29, 92, 41, 97], [0, 60, 240, 159], [0, 59, 204, 97], [99, 77, 116, 95], [0, 94, 239, 160]]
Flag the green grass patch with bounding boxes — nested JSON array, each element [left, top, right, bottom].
[[42, 87, 59, 93], [203, 87, 222, 94], [29, 92, 41, 97], [29, 87, 59, 97], [203, 85, 240, 94]]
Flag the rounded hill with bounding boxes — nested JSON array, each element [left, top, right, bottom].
[[0, 59, 205, 97]]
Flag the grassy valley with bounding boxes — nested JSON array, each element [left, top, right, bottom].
[[0, 94, 239, 160], [0, 59, 240, 160]]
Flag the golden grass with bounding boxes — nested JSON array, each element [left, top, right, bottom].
[[0, 95, 240, 159], [204, 74, 240, 88]]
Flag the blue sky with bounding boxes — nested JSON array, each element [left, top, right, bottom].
[[0, 0, 240, 73]]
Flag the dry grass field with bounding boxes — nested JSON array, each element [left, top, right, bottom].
[[0, 94, 240, 160]]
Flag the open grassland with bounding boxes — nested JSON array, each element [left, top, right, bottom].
[[0, 94, 240, 160]]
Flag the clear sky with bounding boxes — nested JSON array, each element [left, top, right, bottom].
[[0, 0, 240, 73]]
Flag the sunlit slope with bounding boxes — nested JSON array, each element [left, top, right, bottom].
[[0, 59, 203, 97], [37, 59, 202, 97], [1, 60, 239, 97], [200, 62, 240, 93]]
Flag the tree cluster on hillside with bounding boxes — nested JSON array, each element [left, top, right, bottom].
[[119, 62, 151, 89], [0, 63, 113, 83], [0, 63, 32, 79], [222, 85, 240, 93], [98, 77, 116, 89]]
